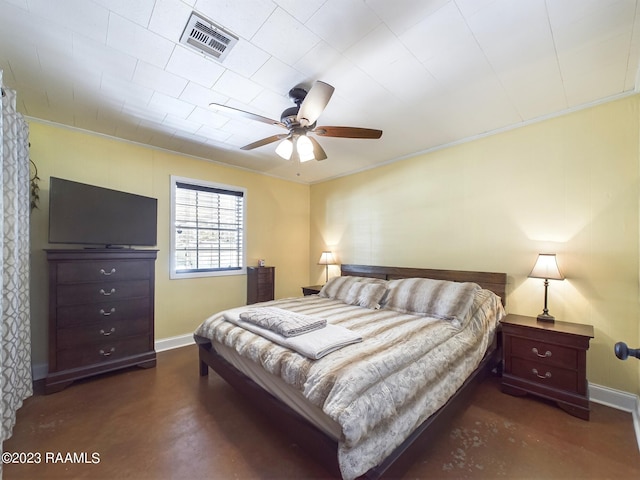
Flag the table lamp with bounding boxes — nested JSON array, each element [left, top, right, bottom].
[[528, 253, 564, 322], [318, 251, 336, 283]]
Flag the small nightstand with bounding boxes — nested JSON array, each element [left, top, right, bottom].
[[501, 314, 594, 420], [301, 285, 323, 296]]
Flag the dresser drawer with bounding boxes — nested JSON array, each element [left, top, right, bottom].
[[511, 357, 580, 393], [256, 269, 272, 280], [57, 280, 150, 306], [509, 336, 578, 369], [256, 291, 274, 302], [56, 335, 151, 371], [57, 297, 150, 328], [56, 260, 152, 283], [57, 317, 150, 349]]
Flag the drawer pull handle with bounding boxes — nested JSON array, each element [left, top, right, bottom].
[[100, 268, 116, 276], [99, 347, 115, 357], [532, 347, 552, 358], [532, 368, 552, 379], [99, 288, 116, 296], [99, 307, 116, 316], [99, 327, 116, 336]]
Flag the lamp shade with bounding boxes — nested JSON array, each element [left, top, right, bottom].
[[529, 254, 564, 280], [318, 251, 336, 265]]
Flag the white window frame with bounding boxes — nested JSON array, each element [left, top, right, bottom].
[[170, 175, 246, 279]]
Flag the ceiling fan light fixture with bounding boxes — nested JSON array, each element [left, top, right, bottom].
[[275, 138, 293, 160], [297, 135, 315, 162], [218, 81, 382, 162]]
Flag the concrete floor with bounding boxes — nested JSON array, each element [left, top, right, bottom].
[[3, 344, 639, 479]]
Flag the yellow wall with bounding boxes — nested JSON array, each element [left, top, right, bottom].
[[29, 122, 310, 366], [310, 95, 640, 395], [28, 94, 640, 395]]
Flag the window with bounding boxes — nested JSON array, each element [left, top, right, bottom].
[[170, 176, 246, 279]]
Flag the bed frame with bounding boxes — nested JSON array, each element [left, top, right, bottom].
[[196, 264, 508, 479]]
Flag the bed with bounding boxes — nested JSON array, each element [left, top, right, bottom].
[[194, 264, 507, 479]]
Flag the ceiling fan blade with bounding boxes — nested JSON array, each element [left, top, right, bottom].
[[209, 103, 287, 129], [313, 126, 383, 139], [240, 134, 289, 151], [308, 136, 327, 161], [297, 81, 335, 127]]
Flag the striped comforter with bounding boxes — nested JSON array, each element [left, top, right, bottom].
[[195, 288, 504, 479]]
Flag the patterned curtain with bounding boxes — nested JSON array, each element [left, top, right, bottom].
[[0, 71, 33, 459]]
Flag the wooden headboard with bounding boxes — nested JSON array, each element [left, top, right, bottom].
[[341, 264, 507, 306]]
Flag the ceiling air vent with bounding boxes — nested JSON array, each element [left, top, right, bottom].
[[180, 12, 239, 62]]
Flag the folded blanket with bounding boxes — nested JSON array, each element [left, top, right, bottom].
[[239, 306, 326, 337], [223, 309, 362, 360]]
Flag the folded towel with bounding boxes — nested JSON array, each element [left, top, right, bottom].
[[223, 309, 362, 360], [239, 307, 326, 337]]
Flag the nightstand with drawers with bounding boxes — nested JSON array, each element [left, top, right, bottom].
[[501, 314, 594, 420], [301, 285, 323, 296]]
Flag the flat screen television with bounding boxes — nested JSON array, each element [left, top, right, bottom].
[[48, 177, 158, 248]]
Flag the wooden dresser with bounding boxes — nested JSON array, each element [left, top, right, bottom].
[[501, 314, 594, 420], [45, 249, 157, 393], [247, 266, 275, 304]]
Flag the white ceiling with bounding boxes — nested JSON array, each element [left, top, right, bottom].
[[1, 0, 639, 183]]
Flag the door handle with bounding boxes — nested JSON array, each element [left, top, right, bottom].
[[614, 342, 640, 360]]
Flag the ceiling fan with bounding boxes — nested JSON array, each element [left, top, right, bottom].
[[209, 81, 383, 162]]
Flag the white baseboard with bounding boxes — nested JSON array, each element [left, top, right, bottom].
[[155, 333, 195, 352], [589, 383, 640, 451], [31, 334, 196, 381], [31, 363, 48, 382]]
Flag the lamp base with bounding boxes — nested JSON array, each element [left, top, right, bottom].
[[537, 313, 555, 323]]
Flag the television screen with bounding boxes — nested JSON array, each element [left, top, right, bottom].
[[48, 177, 158, 247]]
